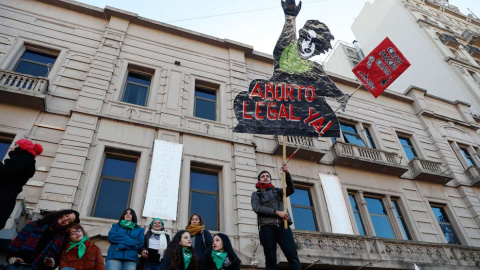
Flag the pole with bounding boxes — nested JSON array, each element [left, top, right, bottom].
[[284, 83, 363, 164], [283, 135, 287, 228]]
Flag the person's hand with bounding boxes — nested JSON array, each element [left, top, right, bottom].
[[281, 163, 288, 173], [44, 257, 54, 268], [275, 210, 289, 220], [9, 257, 23, 264], [141, 250, 149, 258], [281, 0, 302, 16]]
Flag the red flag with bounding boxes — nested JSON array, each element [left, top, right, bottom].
[[352, 37, 410, 98]]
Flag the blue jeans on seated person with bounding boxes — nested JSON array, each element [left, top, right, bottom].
[[106, 259, 137, 270], [145, 261, 161, 270]]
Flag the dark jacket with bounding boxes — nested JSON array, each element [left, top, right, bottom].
[[106, 223, 145, 263], [140, 231, 171, 263], [159, 250, 195, 270], [251, 171, 295, 227], [59, 240, 106, 270], [0, 150, 36, 229], [201, 249, 240, 270], [192, 230, 213, 267]]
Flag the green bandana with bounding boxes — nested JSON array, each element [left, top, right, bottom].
[[66, 235, 87, 259], [182, 247, 192, 269], [211, 249, 228, 270], [279, 43, 314, 74], [119, 220, 136, 230], [149, 218, 164, 228]]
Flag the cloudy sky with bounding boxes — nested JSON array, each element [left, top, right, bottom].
[[77, 0, 479, 58]]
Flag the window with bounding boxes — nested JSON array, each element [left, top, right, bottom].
[[398, 136, 417, 161], [194, 87, 216, 121], [0, 134, 14, 160], [348, 191, 412, 240], [93, 153, 138, 219], [340, 123, 366, 147], [290, 186, 317, 231], [392, 200, 412, 240], [365, 127, 376, 149], [14, 49, 57, 77], [190, 168, 219, 231], [430, 205, 461, 245], [364, 196, 395, 239], [348, 193, 366, 235], [460, 147, 476, 167], [121, 71, 152, 106]]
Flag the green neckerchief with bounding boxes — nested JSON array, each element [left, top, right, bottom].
[[119, 220, 136, 230], [182, 247, 192, 269], [211, 249, 228, 270], [66, 235, 88, 259], [279, 43, 314, 74]]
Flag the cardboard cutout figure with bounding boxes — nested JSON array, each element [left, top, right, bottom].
[[233, 0, 347, 137]]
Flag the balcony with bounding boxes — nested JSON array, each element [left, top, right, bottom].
[[279, 231, 480, 269], [462, 30, 480, 47], [273, 135, 326, 161], [0, 69, 48, 111], [464, 166, 480, 186], [439, 34, 460, 49], [408, 158, 452, 184], [466, 45, 480, 58], [0, 197, 28, 248], [331, 141, 409, 176]]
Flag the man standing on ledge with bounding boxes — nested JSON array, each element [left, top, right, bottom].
[[251, 164, 301, 270]]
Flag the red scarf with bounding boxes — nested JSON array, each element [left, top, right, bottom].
[[255, 182, 274, 190]]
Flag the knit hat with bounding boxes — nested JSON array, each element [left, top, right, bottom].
[[149, 218, 164, 228], [16, 139, 43, 158], [257, 170, 271, 181]]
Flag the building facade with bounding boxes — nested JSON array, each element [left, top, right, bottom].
[[333, 0, 480, 115], [0, 0, 480, 269]]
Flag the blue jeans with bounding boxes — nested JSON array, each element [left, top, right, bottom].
[[106, 259, 137, 270], [6, 264, 33, 270], [259, 225, 301, 270], [145, 261, 161, 270]]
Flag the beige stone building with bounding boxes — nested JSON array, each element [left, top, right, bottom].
[[0, 0, 479, 269], [327, 0, 480, 115]]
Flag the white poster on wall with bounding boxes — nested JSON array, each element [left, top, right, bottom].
[[319, 173, 354, 235], [142, 140, 183, 220]]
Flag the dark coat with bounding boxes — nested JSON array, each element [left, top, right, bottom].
[[106, 223, 145, 263], [0, 150, 36, 229], [140, 231, 171, 262], [251, 172, 294, 227], [201, 249, 241, 270], [59, 240, 106, 270], [192, 230, 213, 267], [159, 250, 195, 270]]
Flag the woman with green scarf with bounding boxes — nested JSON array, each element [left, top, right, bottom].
[[201, 233, 240, 270], [59, 223, 105, 270], [159, 230, 196, 270], [106, 208, 145, 270]]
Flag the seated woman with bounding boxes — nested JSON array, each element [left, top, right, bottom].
[[140, 218, 170, 270], [6, 209, 80, 270], [160, 230, 195, 270], [202, 233, 241, 270], [106, 208, 145, 270], [59, 223, 105, 270]]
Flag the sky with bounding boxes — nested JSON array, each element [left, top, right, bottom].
[[77, 0, 479, 59]]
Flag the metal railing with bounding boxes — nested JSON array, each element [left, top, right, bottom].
[[0, 69, 48, 94]]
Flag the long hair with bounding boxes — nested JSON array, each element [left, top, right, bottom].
[[37, 209, 80, 227], [117, 208, 138, 225], [213, 233, 241, 267], [165, 230, 196, 270], [187, 213, 204, 226]]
